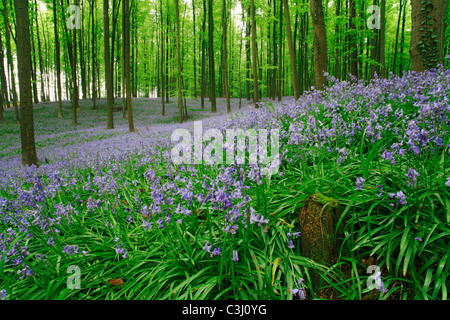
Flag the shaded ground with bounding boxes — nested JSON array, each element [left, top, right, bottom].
[[0, 96, 283, 166]]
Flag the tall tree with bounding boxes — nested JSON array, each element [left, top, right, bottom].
[[200, 0, 207, 109], [91, 0, 97, 109], [283, 0, 299, 101], [72, 0, 80, 126], [222, 0, 231, 113], [14, 0, 39, 166], [250, 0, 259, 108], [0, 31, 9, 121], [104, 0, 114, 129], [123, 0, 134, 132], [160, 0, 166, 115], [208, 0, 217, 112], [310, 0, 327, 91], [52, 0, 63, 118], [410, 0, 449, 72], [193, 0, 197, 98], [2, 0, 20, 123], [175, 0, 184, 122], [349, 0, 358, 78]]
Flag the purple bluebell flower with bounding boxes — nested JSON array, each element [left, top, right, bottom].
[[0, 289, 7, 300], [232, 250, 239, 262], [142, 219, 153, 230], [288, 239, 295, 249], [395, 191, 408, 205], [356, 177, 365, 191], [414, 237, 423, 242], [63, 245, 80, 256], [445, 177, 450, 187], [292, 278, 306, 300], [381, 150, 395, 165]]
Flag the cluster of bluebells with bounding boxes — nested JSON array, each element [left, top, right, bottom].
[[203, 242, 221, 257], [292, 278, 306, 300], [287, 231, 302, 249], [114, 238, 128, 259]]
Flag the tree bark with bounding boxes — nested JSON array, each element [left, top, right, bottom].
[[104, 0, 114, 129], [175, 0, 184, 123], [250, 0, 259, 108], [349, 0, 358, 78], [310, 0, 327, 91], [208, 0, 217, 113], [2, 0, 20, 123], [72, 0, 79, 126], [222, 0, 231, 113], [283, 0, 299, 101], [410, 0, 448, 72], [14, 0, 39, 167], [160, 0, 166, 115], [123, 0, 134, 131], [52, 0, 63, 118]]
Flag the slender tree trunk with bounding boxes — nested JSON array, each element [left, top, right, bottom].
[[250, 0, 259, 108], [34, 0, 46, 102], [392, 0, 404, 76], [91, 0, 97, 109], [200, 0, 207, 109], [123, 0, 134, 132], [208, 0, 217, 113], [104, 0, 114, 129], [0, 32, 8, 118], [283, 0, 299, 101], [193, 0, 198, 98], [30, 11, 39, 105], [2, 0, 20, 123], [278, 0, 283, 101], [399, 0, 407, 75], [72, 0, 79, 126], [380, 0, 386, 78], [349, 0, 358, 78], [245, 6, 251, 101], [53, 0, 63, 118], [15, 0, 39, 166], [310, 0, 327, 91], [222, 0, 231, 113], [160, 0, 166, 115], [175, 0, 184, 122]]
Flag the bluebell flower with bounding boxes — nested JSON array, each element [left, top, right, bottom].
[[445, 177, 450, 187], [356, 177, 365, 191], [232, 250, 239, 262], [288, 239, 295, 249], [0, 289, 7, 300]]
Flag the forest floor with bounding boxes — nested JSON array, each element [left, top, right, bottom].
[[0, 96, 282, 167]]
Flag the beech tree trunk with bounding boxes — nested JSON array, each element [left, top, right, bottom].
[[410, 0, 448, 72], [123, 0, 134, 132], [175, 0, 184, 123], [283, 0, 299, 101], [208, 0, 217, 113], [250, 0, 259, 108], [53, 0, 63, 118], [2, 0, 20, 123], [310, 0, 327, 91], [104, 0, 114, 129], [222, 0, 231, 113], [15, 0, 39, 167]]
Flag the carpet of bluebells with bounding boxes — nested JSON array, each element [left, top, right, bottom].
[[1, 67, 449, 300]]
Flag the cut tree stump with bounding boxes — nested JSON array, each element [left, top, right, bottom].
[[298, 192, 342, 295]]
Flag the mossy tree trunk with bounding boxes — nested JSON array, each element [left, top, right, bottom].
[[298, 193, 342, 294]]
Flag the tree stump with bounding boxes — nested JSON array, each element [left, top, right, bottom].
[[298, 193, 342, 295]]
